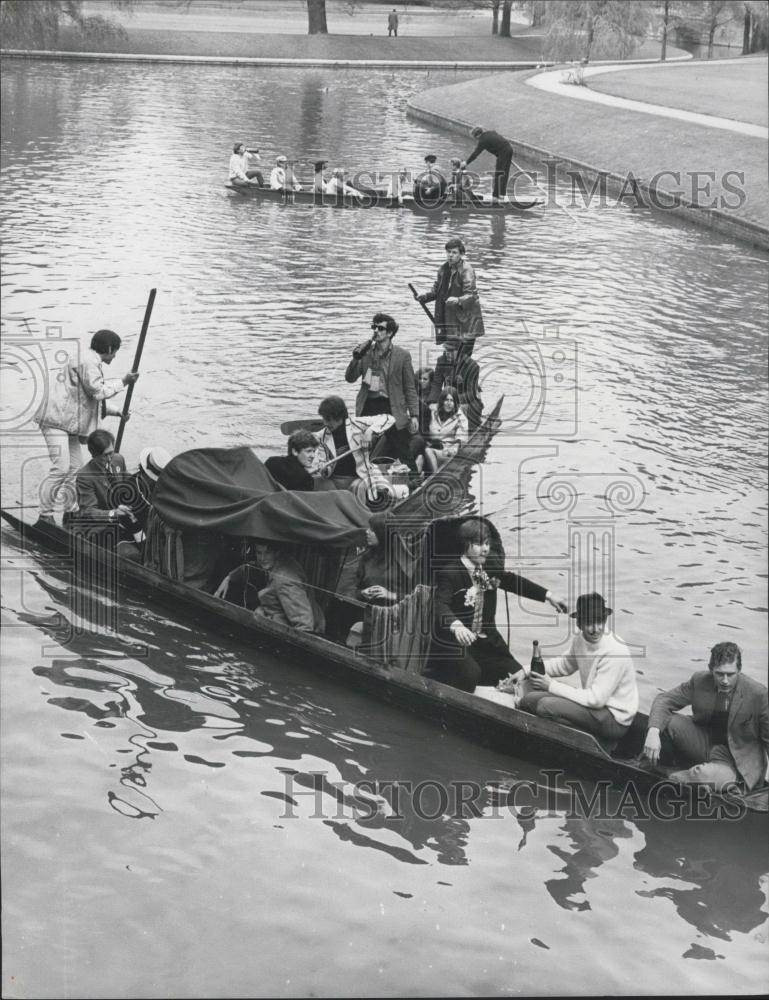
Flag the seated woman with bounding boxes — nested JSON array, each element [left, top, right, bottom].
[[426, 388, 468, 470], [355, 512, 409, 607], [408, 367, 434, 475], [265, 430, 318, 491], [324, 168, 363, 199], [515, 593, 639, 749]]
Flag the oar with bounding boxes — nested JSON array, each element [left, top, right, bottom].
[[115, 288, 156, 453], [408, 282, 436, 325], [281, 418, 324, 435], [315, 447, 355, 473]]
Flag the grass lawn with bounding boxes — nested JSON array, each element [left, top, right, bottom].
[[588, 58, 768, 127]]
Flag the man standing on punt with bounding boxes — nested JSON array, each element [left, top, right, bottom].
[[461, 126, 515, 202], [642, 641, 769, 793], [417, 238, 485, 354]]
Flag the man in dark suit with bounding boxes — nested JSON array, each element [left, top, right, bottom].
[[643, 641, 769, 792], [426, 520, 567, 693], [69, 428, 137, 542], [345, 312, 420, 471]]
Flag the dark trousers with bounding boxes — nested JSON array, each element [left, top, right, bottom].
[[362, 396, 418, 471], [426, 635, 523, 693], [493, 149, 513, 199]]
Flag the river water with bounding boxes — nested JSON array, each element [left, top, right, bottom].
[[1, 60, 767, 998]]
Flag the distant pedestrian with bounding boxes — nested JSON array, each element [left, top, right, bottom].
[[388, 9, 399, 36]]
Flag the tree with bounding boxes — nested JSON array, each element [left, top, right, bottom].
[[0, 0, 132, 48], [500, 0, 514, 36], [701, 0, 739, 57], [539, 1, 652, 62], [306, 0, 328, 34], [742, 0, 767, 52]]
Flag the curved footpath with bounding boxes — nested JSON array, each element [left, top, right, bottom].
[[408, 62, 769, 251]]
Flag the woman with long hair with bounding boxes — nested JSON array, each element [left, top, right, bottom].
[[426, 387, 468, 470]]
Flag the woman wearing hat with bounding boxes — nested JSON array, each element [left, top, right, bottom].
[[517, 593, 639, 747], [269, 156, 302, 192]]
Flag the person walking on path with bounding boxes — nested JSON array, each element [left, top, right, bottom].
[[461, 126, 514, 202], [417, 237, 485, 352], [33, 329, 138, 525], [388, 9, 399, 36]]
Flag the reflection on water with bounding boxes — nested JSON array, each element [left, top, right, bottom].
[[3, 531, 767, 996], [1, 58, 768, 997]]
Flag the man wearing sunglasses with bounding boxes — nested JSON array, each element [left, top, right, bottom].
[[345, 313, 420, 472]]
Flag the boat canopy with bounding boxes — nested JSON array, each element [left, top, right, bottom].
[[152, 446, 369, 546]]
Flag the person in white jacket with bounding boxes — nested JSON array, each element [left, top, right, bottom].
[[33, 329, 138, 525], [518, 592, 639, 746]]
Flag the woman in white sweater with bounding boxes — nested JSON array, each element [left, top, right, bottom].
[[518, 593, 639, 746]]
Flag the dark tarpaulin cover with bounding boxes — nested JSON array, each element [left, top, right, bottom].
[[152, 447, 369, 546]]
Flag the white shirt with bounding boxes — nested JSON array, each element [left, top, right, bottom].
[[545, 630, 639, 725], [270, 166, 301, 191], [228, 150, 259, 182]]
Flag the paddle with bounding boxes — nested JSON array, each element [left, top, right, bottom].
[[115, 289, 156, 453], [314, 447, 355, 474], [281, 418, 324, 435], [408, 282, 436, 325]]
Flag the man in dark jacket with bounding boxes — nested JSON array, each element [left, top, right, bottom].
[[345, 312, 420, 471], [426, 519, 567, 693], [265, 430, 317, 491], [69, 428, 136, 542], [417, 238, 485, 351], [643, 641, 769, 792], [461, 126, 514, 201]]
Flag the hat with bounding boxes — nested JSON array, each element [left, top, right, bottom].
[[571, 593, 612, 623], [276, 155, 287, 163], [314, 160, 328, 171], [424, 154, 437, 164], [139, 446, 171, 482]]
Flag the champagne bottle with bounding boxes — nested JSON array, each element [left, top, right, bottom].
[[530, 640, 545, 676]]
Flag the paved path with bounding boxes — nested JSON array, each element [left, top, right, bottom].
[[528, 61, 769, 139]]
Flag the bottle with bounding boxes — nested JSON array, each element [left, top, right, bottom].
[[530, 640, 545, 676]]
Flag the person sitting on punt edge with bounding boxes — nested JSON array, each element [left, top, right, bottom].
[[270, 155, 302, 192], [33, 328, 138, 526], [426, 519, 567, 694], [642, 641, 768, 793], [229, 142, 264, 186], [324, 168, 363, 199], [517, 593, 639, 750], [414, 153, 447, 204], [265, 430, 318, 492]]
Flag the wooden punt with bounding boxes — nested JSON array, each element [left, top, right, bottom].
[[3, 499, 765, 820], [226, 183, 544, 214]]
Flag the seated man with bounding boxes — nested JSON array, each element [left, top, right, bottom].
[[314, 395, 395, 504], [414, 153, 447, 203], [518, 593, 639, 748], [642, 641, 769, 793], [313, 160, 329, 192], [68, 429, 138, 543], [269, 155, 302, 191], [229, 142, 264, 186], [265, 430, 318, 491], [426, 519, 566, 693], [253, 543, 325, 633]]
